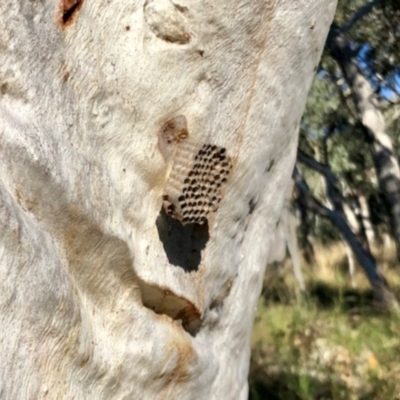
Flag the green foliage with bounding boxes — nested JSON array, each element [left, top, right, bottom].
[[298, 0, 400, 245], [314, 217, 342, 245], [335, 0, 400, 91], [249, 252, 400, 400], [301, 75, 342, 139]]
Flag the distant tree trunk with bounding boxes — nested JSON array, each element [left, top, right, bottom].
[[295, 153, 398, 308], [342, 201, 360, 287], [295, 184, 317, 266], [357, 193, 376, 249], [284, 207, 306, 292], [268, 182, 305, 291], [327, 27, 400, 265], [343, 198, 372, 253], [344, 242, 357, 288], [343, 201, 361, 235], [0, 0, 337, 398]]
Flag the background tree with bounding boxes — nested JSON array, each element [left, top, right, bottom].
[[298, 0, 400, 273], [250, 2, 400, 398]]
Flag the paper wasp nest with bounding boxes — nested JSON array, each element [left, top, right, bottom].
[[158, 116, 232, 225]]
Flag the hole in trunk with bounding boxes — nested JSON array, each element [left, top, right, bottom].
[[156, 207, 209, 272], [138, 280, 202, 336]]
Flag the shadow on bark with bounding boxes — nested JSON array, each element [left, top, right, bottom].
[[156, 208, 209, 272]]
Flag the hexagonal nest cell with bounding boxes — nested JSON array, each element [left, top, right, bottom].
[[163, 142, 232, 225]]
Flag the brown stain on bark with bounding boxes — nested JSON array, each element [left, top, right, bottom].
[[10, 151, 206, 392], [175, 303, 201, 333], [209, 277, 234, 310], [139, 280, 202, 335], [58, 0, 83, 27], [63, 71, 70, 82], [160, 327, 197, 399], [12, 161, 139, 311]]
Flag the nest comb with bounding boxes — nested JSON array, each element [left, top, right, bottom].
[[158, 116, 232, 225]]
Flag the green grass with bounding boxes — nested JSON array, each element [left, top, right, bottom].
[[249, 243, 400, 400]]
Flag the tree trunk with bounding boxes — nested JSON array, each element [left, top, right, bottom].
[[343, 201, 360, 236], [344, 242, 357, 288], [294, 156, 398, 309], [268, 182, 306, 291], [285, 207, 306, 292], [327, 29, 400, 265], [357, 193, 376, 249], [342, 202, 359, 287], [0, 1, 336, 398]]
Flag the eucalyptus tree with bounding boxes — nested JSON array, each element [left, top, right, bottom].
[[0, 0, 336, 398]]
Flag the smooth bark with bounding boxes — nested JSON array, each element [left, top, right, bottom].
[[0, 0, 336, 398]]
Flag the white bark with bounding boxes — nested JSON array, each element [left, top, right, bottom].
[[342, 201, 359, 287], [285, 209, 305, 292], [0, 0, 336, 398], [358, 193, 376, 248], [343, 201, 360, 235], [268, 182, 305, 291], [345, 242, 357, 288]]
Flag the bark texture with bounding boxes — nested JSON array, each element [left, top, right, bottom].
[[0, 0, 336, 398]]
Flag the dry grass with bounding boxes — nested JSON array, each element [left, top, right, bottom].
[[249, 240, 400, 400]]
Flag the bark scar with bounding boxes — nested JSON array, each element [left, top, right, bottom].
[[144, 0, 191, 44], [58, 0, 83, 27]]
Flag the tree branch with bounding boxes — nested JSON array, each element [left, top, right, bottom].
[[326, 10, 400, 265], [294, 161, 398, 309], [297, 149, 344, 214], [339, 0, 379, 36]]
